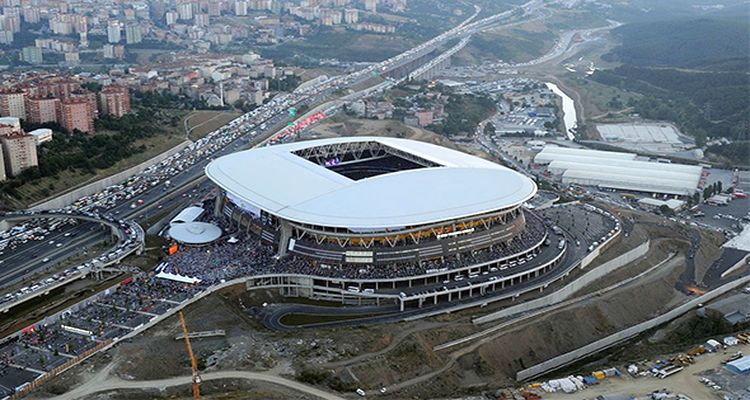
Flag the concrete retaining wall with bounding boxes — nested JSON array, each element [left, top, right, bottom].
[[474, 240, 650, 324], [29, 141, 191, 211], [516, 273, 750, 381]]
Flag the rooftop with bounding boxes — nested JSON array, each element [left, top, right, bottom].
[[206, 137, 537, 230]]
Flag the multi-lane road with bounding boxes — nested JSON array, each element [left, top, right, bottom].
[[0, 0, 554, 297]]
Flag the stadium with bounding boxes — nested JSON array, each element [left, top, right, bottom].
[[205, 137, 543, 267], [201, 137, 580, 309]]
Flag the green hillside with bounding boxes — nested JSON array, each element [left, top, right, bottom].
[[605, 17, 749, 71]]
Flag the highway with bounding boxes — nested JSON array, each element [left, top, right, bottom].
[[1, 0, 554, 300]]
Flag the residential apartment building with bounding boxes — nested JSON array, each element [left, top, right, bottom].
[[98, 85, 131, 117], [25, 96, 60, 124], [0, 132, 37, 177], [0, 90, 26, 119], [60, 98, 94, 133], [21, 46, 42, 64]]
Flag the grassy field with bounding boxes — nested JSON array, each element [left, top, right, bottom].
[[558, 75, 641, 126], [183, 110, 242, 140], [261, 29, 420, 62], [457, 7, 609, 65]]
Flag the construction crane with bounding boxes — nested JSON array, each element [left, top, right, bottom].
[[179, 311, 202, 400]]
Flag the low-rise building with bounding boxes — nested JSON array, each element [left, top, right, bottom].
[[698, 293, 750, 325], [28, 128, 53, 145]]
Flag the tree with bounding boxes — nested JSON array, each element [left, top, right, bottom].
[[659, 205, 675, 216], [484, 122, 495, 135]]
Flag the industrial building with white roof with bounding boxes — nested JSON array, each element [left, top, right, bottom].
[[534, 146, 703, 196]]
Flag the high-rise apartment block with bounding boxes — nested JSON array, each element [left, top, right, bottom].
[[60, 98, 94, 133], [364, 0, 377, 12], [0, 90, 26, 119], [0, 149, 5, 181], [165, 11, 179, 25], [125, 24, 142, 44], [0, 116, 21, 136], [22, 6, 40, 24], [344, 8, 358, 23], [98, 85, 131, 117], [234, 0, 247, 15], [107, 20, 121, 43], [25, 96, 60, 124], [177, 2, 194, 21], [21, 46, 42, 64], [0, 132, 37, 177]]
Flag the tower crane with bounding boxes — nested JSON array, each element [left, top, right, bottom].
[[179, 311, 202, 400]]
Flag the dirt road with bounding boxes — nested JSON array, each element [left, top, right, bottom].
[[55, 367, 347, 400]]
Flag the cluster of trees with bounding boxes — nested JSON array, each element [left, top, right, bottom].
[[428, 93, 495, 137], [134, 90, 205, 110], [606, 17, 749, 71], [262, 29, 412, 62], [592, 66, 748, 144], [592, 16, 749, 147], [706, 142, 750, 167], [268, 75, 301, 92], [703, 181, 724, 200], [468, 29, 553, 63], [0, 103, 172, 198]]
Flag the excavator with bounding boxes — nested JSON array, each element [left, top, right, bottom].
[[179, 311, 202, 400]]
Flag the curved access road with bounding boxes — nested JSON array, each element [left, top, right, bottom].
[[54, 370, 347, 400]]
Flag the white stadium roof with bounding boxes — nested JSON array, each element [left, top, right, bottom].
[[170, 206, 205, 226], [168, 222, 222, 245], [206, 137, 537, 230], [535, 146, 702, 196]]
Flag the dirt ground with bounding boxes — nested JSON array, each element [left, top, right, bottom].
[[30, 204, 732, 400], [77, 379, 321, 400], [542, 342, 750, 400], [184, 110, 242, 140]]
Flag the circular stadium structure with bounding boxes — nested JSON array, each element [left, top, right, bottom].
[[206, 137, 538, 267]]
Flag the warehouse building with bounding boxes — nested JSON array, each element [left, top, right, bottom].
[[534, 146, 702, 196], [726, 355, 750, 374]]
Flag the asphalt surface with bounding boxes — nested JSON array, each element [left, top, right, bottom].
[[0, 0, 555, 295], [0, 109, 299, 293]]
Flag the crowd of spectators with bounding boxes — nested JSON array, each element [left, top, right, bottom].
[[161, 211, 549, 283]]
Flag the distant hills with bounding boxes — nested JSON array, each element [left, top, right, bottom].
[[604, 17, 749, 71], [591, 16, 749, 150]]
